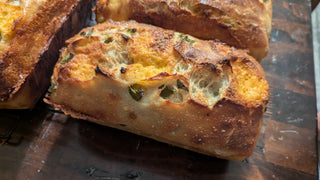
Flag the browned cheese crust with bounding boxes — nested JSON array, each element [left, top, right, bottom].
[[95, 0, 273, 61], [45, 20, 269, 161], [0, 0, 93, 109]]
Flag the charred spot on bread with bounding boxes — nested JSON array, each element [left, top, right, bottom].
[[120, 67, 127, 73], [95, 66, 112, 78], [127, 28, 137, 33], [121, 34, 130, 41]]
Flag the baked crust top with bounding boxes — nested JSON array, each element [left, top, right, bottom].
[[96, 0, 273, 61], [45, 21, 269, 160], [51, 20, 269, 109], [0, 0, 83, 101]]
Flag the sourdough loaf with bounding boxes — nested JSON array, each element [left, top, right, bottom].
[[95, 0, 273, 61], [45, 20, 269, 160], [0, 0, 93, 109]]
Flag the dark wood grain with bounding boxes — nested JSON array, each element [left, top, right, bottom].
[[0, 0, 318, 179], [312, 0, 319, 10]]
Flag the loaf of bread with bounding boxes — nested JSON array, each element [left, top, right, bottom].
[[44, 20, 269, 160], [0, 0, 93, 109], [95, 0, 273, 61]]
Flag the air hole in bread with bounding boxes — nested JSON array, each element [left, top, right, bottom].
[[165, 88, 189, 104], [168, 91, 185, 103], [199, 79, 210, 88], [190, 66, 229, 108], [173, 61, 192, 74], [159, 79, 189, 104], [101, 35, 132, 70]]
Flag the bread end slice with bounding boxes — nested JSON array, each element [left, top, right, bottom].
[[0, 0, 93, 109]]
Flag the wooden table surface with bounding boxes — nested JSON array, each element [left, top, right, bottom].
[[0, 0, 318, 179]]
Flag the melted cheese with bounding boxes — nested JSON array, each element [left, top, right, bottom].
[[232, 61, 268, 103], [61, 23, 268, 107], [0, 2, 22, 54], [124, 64, 169, 84], [125, 31, 175, 83], [69, 54, 96, 81], [0, 0, 47, 55]]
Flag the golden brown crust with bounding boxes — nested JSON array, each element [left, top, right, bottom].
[[95, 0, 273, 61], [45, 20, 269, 160], [0, 0, 93, 109]]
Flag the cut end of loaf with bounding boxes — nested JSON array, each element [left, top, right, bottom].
[[0, 0, 94, 109], [0, 2, 22, 54]]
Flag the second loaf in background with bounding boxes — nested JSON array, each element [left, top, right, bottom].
[[95, 0, 273, 61]]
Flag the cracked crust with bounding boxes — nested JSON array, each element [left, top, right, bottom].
[[45, 21, 269, 160], [95, 0, 273, 61], [0, 0, 93, 109]]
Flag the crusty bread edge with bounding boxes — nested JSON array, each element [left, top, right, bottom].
[[95, 0, 273, 61], [43, 20, 269, 161], [0, 0, 93, 109], [44, 96, 265, 161]]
